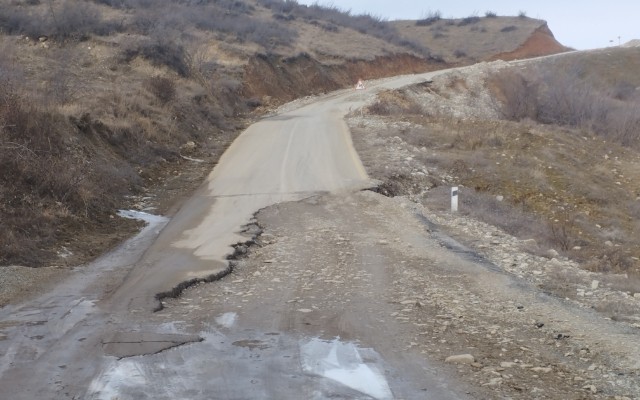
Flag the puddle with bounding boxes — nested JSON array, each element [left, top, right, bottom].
[[87, 359, 147, 400], [300, 337, 393, 400], [215, 312, 237, 328], [86, 331, 401, 400], [117, 210, 167, 225], [232, 339, 270, 350]]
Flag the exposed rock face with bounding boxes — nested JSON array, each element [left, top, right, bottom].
[[490, 24, 570, 61]]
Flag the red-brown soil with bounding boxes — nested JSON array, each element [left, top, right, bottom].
[[490, 24, 570, 61]]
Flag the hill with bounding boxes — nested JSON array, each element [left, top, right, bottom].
[[0, 0, 567, 303], [393, 14, 569, 63]]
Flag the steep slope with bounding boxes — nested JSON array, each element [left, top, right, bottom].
[[489, 23, 569, 61]]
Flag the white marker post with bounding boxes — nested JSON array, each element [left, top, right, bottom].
[[451, 186, 459, 212]]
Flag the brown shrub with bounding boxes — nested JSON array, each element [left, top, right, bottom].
[[0, 90, 139, 266], [366, 91, 423, 116], [489, 69, 538, 121], [145, 76, 176, 104], [491, 64, 640, 147]]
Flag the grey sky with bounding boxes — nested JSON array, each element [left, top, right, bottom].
[[296, 1, 639, 50]]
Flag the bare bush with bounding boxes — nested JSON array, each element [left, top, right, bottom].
[[54, 1, 102, 40], [0, 0, 120, 40], [416, 10, 441, 26], [550, 221, 573, 251], [489, 69, 538, 120], [190, 8, 296, 48], [257, 0, 431, 55], [484, 11, 497, 18], [453, 49, 467, 58], [501, 26, 518, 33], [585, 248, 636, 274], [458, 15, 480, 27], [0, 91, 137, 265], [145, 76, 176, 104], [259, 0, 296, 14], [599, 273, 640, 294], [490, 65, 640, 147], [609, 81, 638, 101], [366, 91, 423, 116], [122, 36, 191, 77], [0, 6, 51, 37]]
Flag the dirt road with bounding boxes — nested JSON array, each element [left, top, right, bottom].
[[1, 58, 639, 399]]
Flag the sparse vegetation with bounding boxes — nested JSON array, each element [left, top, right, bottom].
[[518, 10, 528, 18], [0, 1, 119, 40], [453, 49, 467, 58], [145, 76, 176, 105], [491, 58, 640, 147], [122, 39, 191, 77], [258, 0, 430, 55], [416, 10, 441, 26], [485, 11, 498, 18], [0, 87, 136, 265], [458, 14, 481, 27], [501, 25, 518, 33]]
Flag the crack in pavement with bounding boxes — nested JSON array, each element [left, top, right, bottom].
[[101, 332, 203, 359]]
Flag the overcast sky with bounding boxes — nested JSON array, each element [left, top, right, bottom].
[[295, 0, 639, 50]]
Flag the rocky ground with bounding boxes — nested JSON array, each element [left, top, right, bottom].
[[156, 188, 640, 399]]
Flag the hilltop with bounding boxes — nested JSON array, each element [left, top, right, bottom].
[[393, 13, 568, 63]]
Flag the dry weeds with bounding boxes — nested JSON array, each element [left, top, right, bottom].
[[355, 51, 640, 280]]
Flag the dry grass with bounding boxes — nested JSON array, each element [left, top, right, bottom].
[[490, 48, 640, 147], [361, 62, 640, 278], [392, 16, 547, 62]]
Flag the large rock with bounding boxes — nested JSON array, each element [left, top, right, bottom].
[[445, 354, 475, 364]]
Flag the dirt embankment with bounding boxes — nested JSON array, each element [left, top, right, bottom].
[[490, 24, 570, 61], [242, 53, 444, 104]]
